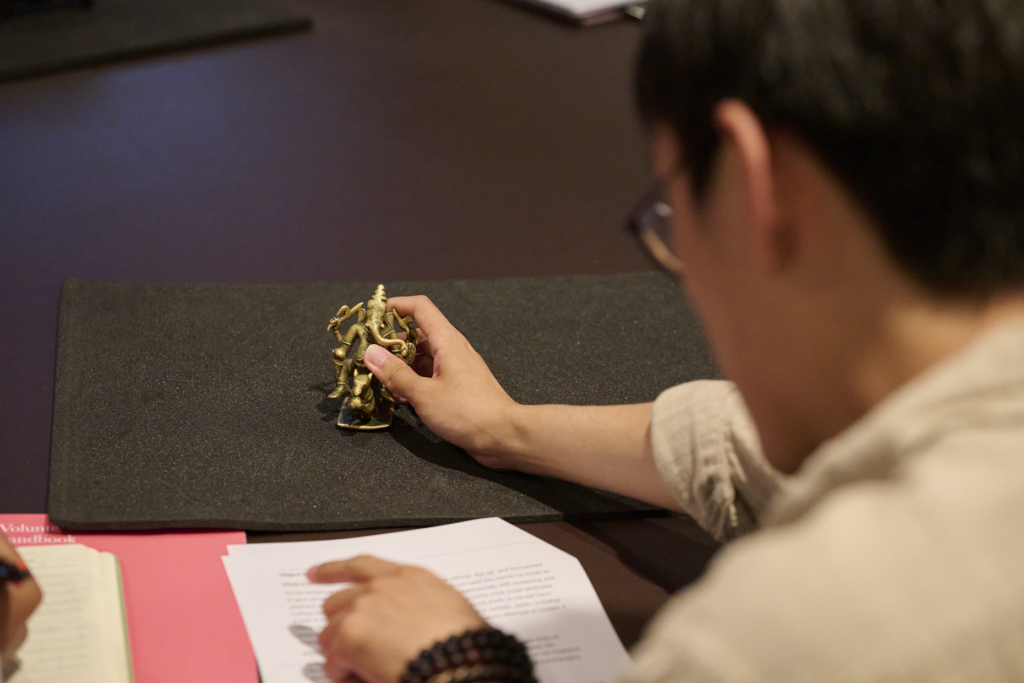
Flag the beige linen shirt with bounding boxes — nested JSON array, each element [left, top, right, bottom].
[[626, 317, 1024, 682]]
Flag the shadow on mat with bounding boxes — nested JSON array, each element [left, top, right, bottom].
[[309, 380, 663, 521], [387, 408, 662, 521], [312, 382, 343, 423]]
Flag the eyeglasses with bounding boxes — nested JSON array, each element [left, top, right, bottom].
[[627, 181, 684, 273]]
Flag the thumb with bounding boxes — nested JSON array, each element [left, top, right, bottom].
[[364, 344, 421, 401]]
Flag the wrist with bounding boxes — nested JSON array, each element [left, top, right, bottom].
[[471, 402, 532, 470], [401, 628, 535, 683]]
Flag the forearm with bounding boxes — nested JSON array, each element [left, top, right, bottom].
[[487, 402, 682, 511], [365, 295, 683, 512]]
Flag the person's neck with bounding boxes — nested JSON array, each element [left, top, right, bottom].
[[772, 285, 1024, 474], [852, 291, 1024, 415]]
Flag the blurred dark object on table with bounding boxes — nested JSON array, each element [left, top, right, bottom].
[[0, 0, 94, 22]]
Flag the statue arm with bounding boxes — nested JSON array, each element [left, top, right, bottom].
[[327, 303, 364, 342], [388, 311, 420, 346]]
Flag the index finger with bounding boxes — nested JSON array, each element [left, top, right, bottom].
[[0, 533, 20, 564], [307, 555, 402, 584], [386, 296, 461, 344]]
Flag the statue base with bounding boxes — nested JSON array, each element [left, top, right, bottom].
[[337, 397, 394, 430]]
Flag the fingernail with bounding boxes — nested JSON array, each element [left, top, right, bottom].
[[306, 566, 320, 581], [364, 344, 390, 370]]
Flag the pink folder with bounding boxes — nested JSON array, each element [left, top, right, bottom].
[[0, 514, 257, 683]]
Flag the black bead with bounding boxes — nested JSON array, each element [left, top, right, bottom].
[[403, 628, 535, 683]]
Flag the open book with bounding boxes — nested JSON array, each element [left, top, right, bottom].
[[11, 544, 133, 683]]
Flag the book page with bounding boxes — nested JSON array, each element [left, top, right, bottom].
[[98, 554, 133, 683], [10, 545, 129, 683], [224, 518, 628, 683]]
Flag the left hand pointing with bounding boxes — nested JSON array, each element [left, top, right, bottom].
[[308, 556, 488, 683]]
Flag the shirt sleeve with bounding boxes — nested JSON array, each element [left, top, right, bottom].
[[649, 380, 783, 542]]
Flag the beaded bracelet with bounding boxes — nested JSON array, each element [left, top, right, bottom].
[[401, 628, 536, 683]]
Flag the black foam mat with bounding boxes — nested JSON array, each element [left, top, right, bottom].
[[48, 274, 719, 531], [0, 0, 311, 83]]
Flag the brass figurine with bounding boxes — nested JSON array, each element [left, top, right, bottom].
[[327, 284, 418, 430]]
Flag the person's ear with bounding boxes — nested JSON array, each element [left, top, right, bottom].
[[712, 100, 792, 270], [651, 122, 682, 181]]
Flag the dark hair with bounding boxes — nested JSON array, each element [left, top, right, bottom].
[[636, 0, 1024, 297]]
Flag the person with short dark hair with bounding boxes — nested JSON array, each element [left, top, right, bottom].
[[308, 1, 1024, 681]]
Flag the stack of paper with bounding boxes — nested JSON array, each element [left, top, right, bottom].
[[224, 518, 630, 683], [518, 0, 644, 25]]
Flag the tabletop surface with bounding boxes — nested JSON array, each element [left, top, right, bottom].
[[0, 0, 717, 649]]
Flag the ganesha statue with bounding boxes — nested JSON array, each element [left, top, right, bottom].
[[326, 284, 418, 430]]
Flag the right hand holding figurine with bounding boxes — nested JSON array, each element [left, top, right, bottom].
[[362, 295, 521, 468], [0, 533, 42, 678]]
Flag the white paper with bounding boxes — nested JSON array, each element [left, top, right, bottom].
[[225, 518, 572, 561], [521, 0, 638, 19], [223, 518, 628, 683]]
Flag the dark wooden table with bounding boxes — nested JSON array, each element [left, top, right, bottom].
[[0, 0, 716, 649]]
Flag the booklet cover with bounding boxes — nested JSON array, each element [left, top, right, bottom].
[[1, 515, 256, 683]]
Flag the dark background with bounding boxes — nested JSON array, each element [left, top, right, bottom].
[[0, 0, 718, 648], [0, 0, 655, 512]]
